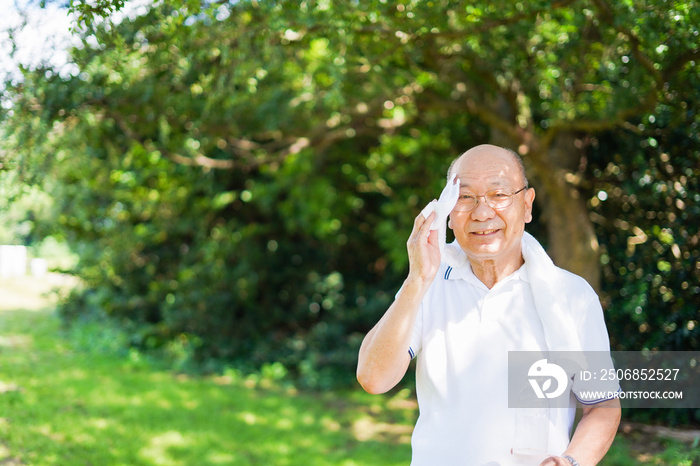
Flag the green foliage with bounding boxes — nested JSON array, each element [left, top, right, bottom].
[[3, 1, 478, 386], [31, 236, 80, 271], [585, 60, 699, 425], [0, 177, 52, 244], [588, 68, 699, 354]]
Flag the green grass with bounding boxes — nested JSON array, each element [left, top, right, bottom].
[[1, 276, 698, 465], [602, 426, 700, 466], [0, 276, 414, 465]]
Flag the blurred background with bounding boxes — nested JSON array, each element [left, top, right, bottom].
[[0, 0, 698, 463]]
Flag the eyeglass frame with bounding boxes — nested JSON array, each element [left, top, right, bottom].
[[452, 186, 529, 212]]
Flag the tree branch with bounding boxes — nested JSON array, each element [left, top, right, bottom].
[[543, 94, 655, 139], [590, 0, 664, 86], [164, 152, 235, 169], [663, 47, 700, 81], [464, 98, 522, 143]]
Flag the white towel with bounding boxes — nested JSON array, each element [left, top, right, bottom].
[[419, 173, 468, 268], [521, 231, 582, 353]]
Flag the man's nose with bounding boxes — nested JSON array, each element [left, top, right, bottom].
[[470, 197, 496, 221]]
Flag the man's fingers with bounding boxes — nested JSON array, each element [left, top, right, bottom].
[[416, 211, 435, 237], [408, 211, 435, 251], [411, 208, 432, 231], [426, 226, 439, 245], [422, 210, 436, 226]]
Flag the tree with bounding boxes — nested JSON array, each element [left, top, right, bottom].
[[2, 0, 698, 387], [58, 0, 700, 292]]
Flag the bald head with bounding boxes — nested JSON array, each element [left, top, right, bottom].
[[447, 144, 529, 188]]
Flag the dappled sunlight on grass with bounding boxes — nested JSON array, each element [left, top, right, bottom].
[[140, 430, 191, 465], [352, 416, 413, 444], [0, 277, 415, 464], [0, 275, 78, 312], [2, 332, 415, 464], [0, 334, 32, 349]]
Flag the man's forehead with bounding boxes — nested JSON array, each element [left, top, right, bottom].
[[452, 145, 523, 177], [457, 176, 510, 189], [453, 163, 521, 187]]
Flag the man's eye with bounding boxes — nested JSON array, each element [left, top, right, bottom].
[[459, 194, 475, 201], [491, 193, 509, 199]]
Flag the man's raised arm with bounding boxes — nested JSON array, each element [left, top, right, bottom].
[[356, 211, 440, 394]]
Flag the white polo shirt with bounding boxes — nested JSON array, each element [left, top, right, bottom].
[[407, 260, 613, 465]]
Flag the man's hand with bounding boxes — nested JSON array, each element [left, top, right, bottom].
[[406, 210, 441, 284]]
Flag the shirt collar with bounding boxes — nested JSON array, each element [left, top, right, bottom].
[[444, 257, 530, 289]]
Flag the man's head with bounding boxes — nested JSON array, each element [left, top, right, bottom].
[[447, 146, 528, 187], [447, 144, 535, 269]]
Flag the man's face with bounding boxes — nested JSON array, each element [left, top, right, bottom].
[[448, 147, 535, 267]]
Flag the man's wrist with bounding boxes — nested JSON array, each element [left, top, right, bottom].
[[403, 273, 434, 294], [561, 454, 580, 466]]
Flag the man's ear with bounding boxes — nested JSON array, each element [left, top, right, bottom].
[[524, 188, 536, 224], [448, 215, 453, 230]]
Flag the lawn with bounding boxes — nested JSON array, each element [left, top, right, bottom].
[[0, 276, 415, 465], [1, 275, 698, 465]]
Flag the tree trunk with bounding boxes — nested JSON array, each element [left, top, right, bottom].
[[530, 133, 601, 294]]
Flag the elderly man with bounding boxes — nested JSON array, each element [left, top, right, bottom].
[[357, 145, 621, 465]]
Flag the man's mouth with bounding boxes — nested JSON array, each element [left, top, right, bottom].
[[471, 229, 499, 236]]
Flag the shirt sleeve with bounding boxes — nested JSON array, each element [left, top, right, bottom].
[[408, 302, 423, 359], [393, 283, 425, 360], [571, 288, 621, 403], [573, 289, 613, 352]]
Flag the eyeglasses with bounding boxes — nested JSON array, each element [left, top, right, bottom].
[[453, 187, 528, 212]]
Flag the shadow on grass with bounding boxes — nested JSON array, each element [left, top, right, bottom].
[[0, 304, 414, 465]]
